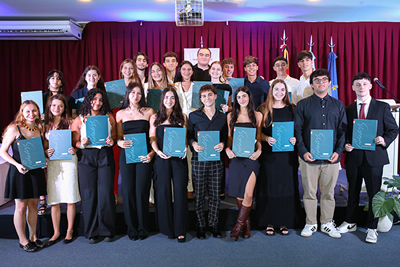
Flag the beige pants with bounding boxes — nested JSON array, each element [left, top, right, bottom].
[[299, 158, 339, 225]]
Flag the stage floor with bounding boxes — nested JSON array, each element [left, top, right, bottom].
[[0, 169, 369, 239]]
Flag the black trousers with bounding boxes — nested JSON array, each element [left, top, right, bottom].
[[119, 149, 152, 238], [154, 156, 189, 237], [346, 154, 383, 229], [78, 147, 116, 239]]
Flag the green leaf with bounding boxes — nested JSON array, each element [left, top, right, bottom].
[[372, 191, 395, 218]]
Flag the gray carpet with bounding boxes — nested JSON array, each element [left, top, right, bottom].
[[1, 226, 400, 267]]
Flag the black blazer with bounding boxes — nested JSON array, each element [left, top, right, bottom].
[[345, 98, 398, 167]]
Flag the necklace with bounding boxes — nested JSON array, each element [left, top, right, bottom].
[[24, 124, 37, 132]]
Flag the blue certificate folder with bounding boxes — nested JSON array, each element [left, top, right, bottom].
[[49, 129, 72, 160], [124, 133, 148, 164], [310, 129, 333, 160], [352, 119, 377, 151], [232, 127, 256, 158], [86, 115, 108, 147], [17, 137, 46, 170], [21, 90, 44, 114], [105, 79, 127, 109], [147, 89, 163, 112], [192, 81, 212, 108], [227, 78, 244, 102], [215, 89, 230, 112], [163, 127, 186, 157], [198, 131, 220, 161], [272, 122, 294, 152]]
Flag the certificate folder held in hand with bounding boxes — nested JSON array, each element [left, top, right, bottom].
[[86, 116, 108, 147], [105, 79, 127, 110], [17, 137, 46, 170], [163, 127, 186, 157], [49, 129, 72, 160], [198, 131, 220, 161], [232, 127, 256, 158], [124, 133, 148, 164], [310, 129, 333, 160], [352, 119, 377, 151], [272, 122, 294, 152]]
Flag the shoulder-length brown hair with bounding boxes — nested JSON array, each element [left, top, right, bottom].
[[147, 62, 168, 90], [119, 59, 140, 85], [154, 87, 185, 127], [72, 65, 106, 93], [263, 79, 291, 127], [44, 94, 70, 133]]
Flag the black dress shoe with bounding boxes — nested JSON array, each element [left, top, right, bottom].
[[33, 239, 45, 248], [20, 242, 37, 252], [45, 239, 58, 247], [210, 226, 222, 238], [104, 236, 114, 242], [196, 227, 206, 239], [89, 236, 99, 244], [63, 238, 73, 244]]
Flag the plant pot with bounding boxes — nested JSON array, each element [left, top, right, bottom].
[[377, 215, 393, 232]]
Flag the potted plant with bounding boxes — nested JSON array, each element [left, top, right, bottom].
[[372, 174, 400, 232]]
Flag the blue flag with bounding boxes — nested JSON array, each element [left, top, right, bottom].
[[328, 51, 339, 99]]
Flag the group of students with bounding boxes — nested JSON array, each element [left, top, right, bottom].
[[1, 48, 398, 252]]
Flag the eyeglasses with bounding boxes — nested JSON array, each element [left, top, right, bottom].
[[313, 77, 329, 84]]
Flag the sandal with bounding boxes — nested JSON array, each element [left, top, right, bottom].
[[37, 198, 47, 215], [266, 226, 275, 236], [279, 226, 289, 235]]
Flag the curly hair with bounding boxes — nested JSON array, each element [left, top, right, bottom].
[[78, 89, 111, 116]]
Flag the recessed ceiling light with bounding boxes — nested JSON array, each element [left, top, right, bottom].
[[308, 0, 320, 2], [79, 0, 92, 2]]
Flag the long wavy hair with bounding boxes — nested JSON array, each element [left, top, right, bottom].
[[44, 94, 70, 133], [3, 100, 43, 138], [119, 59, 140, 85], [174, 61, 194, 82], [78, 89, 111, 116], [154, 87, 185, 127], [72, 65, 105, 93], [46, 69, 65, 93], [147, 62, 168, 89], [120, 82, 147, 115], [263, 79, 292, 127], [229, 86, 257, 136]]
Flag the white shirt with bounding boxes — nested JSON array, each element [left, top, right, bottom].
[[292, 75, 313, 104], [356, 95, 372, 119], [269, 76, 300, 94], [174, 82, 195, 116]]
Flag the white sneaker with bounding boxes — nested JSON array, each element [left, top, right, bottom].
[[366, 228, 378, 243], [336, 221, 357, 233], [321, 221, 341, 238], [301, 224, 317, 237]]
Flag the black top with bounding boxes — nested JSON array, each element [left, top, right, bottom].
[[122, 120, 151, 152], [294, 93, 347, 164], [244, 76, 270, 108], [71, 87, 88, 100], [42, 91, 75, 116], [213, 83, 232, 96], [188, 107, 228, 155], [193, 64, 211, 81]]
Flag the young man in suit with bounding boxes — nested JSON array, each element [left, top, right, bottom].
[[337, 72, 398, 243]]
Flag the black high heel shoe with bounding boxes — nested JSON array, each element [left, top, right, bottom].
[[20, 242, 37, 252]]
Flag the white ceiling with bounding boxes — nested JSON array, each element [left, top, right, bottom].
[[1, 0, 400, 23]]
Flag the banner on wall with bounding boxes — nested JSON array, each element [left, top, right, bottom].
[[184, 48, 220, 65]]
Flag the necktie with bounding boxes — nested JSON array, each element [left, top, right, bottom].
[[359, 103, 366, 119]]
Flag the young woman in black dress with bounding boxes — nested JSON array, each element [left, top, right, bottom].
[[1, 101, 46, 252], [149, 87, 189, 242], [116, 83, 155, 240], [226, 86, 263, 241], [71, 89, 117, 244], [255, 79, 298, 236]]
